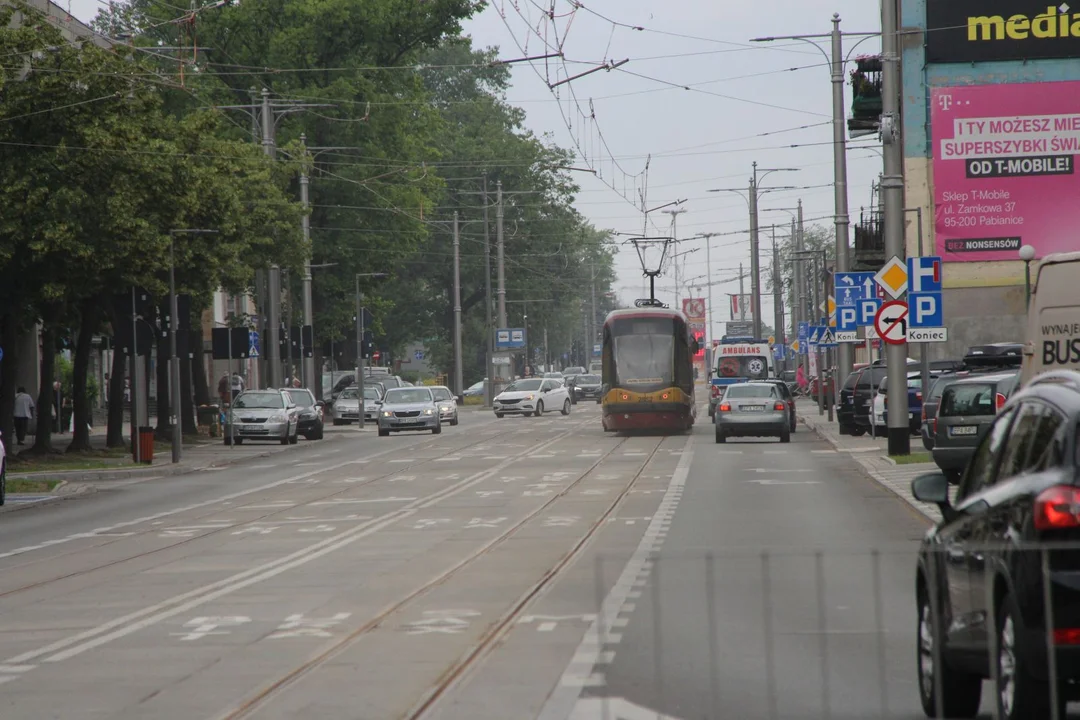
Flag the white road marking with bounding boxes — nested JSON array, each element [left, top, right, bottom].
[[746, 479, 821, 486], [309, 497, 416, 505], [475, 490, 504, 498], [231, 526, 279, 536], [387, 459, 412, 463], [170, 616, 250, 641], [543, 516, 579, 527], [483, 456, 508, 460], [296, 525, 336, 533], [268, 613, 351, 639], [748, 468, 814, 473], [412, 519, 451, 530], [400, 609, 480, 635], [465, 517, 508, 529], [388, 475, 415, 483]]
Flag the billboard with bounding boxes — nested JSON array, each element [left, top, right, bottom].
[[926, 1, 1080, 64], [682, 298, 707, 373], [931, 82, 1080, 261]]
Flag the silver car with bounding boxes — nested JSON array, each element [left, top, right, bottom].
[[430, 386, 459, 426], [225, 390, 299, 445], [713, 382, 790, 444], [331, 387, 361, 425], [362, 386, 383, 422], [377, 387, 441, 436]]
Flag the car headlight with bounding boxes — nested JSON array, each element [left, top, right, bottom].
[[269, 412, 287, 422], [525, 394, 534, 400], [424, 408, 434, 415], [382, 410, 393, 417]]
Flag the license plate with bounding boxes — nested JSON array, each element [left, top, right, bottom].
[[241, 424, 258, 431], [950, 425, 978, 436], [743, 405, 765, 412]]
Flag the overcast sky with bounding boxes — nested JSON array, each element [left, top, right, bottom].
[[65, 0, 884, 341]]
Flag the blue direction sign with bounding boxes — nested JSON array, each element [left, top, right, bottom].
[[834, 272, 876, 306], [798, 321, 809, 341], [773, 344, 785, 361], [857, 298, 881, 327]]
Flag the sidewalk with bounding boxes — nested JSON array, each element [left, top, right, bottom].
[[796, 399, 942, 523]]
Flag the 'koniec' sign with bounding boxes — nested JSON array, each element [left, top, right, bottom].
[[931, 81, 1080, 262]]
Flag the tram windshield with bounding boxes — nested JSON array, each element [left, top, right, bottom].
[[614, 333, 673, 386]]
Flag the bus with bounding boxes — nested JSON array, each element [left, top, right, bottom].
[[708, 336, 777, 417], [600, 307, 699, 432]]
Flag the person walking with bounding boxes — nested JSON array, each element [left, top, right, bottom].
[[217, 373, 230, 406], [14, 386, 34, 445], [230, 371, 245, 400], [796, 365, 808, 396]]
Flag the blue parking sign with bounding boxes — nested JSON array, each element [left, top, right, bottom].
[[909, 292, 943, 328], [836, 305, 858, 332], [857, 298, 881, 327]]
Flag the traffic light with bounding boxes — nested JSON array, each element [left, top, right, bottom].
[[360, 330, 375, 359], [692, 331, 705, 359]]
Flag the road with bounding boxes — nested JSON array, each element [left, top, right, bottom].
[[0, 401, 944, 719]]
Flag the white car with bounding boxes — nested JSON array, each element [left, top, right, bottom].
[[872, 371, 926, 432], [494, 378, 571, 418]]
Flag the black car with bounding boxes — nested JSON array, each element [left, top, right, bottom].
[[838, 368, 865, 436], [284, 388, 324, 440], [571, 374, 602, 403], [852, 367, 887, 435], [911, 370, 1080, 720]]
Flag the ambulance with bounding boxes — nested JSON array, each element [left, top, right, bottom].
[[708, 336, 776, 417]]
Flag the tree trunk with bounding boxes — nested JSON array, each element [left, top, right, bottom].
[[154, 307, 170, 441], [67, 297, 98, 452], [106, 345, 127, 448], [192, 329, 210, 405], [32, 324, 57, 454], [0, 312, 18, 457]]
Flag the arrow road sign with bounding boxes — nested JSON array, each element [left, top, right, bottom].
[[874, 300, 909, 346], [835, 272, 875, 306]]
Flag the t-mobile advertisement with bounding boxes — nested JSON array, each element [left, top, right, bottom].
[[931, 81, 1080, 262]]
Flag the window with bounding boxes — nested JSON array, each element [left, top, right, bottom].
[[540, 381, 554, 392], [287, 390, 314, 407], [996, 402, 1043, 481], [958, 407, 1017, 502], [940, 383, 995, 417], [1028, 406, 1067, 472], [431, 387, 453, 402], [384, 388, 432, 404], [614, 334, 674, 386], [234, 392, 284, 409], [724, 384, 778, 399]]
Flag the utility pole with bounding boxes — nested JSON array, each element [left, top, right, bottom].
[[749, 168, 762, 338], [355, 277, 363, 427], [881, 0, 909, 455], [772, 227, 784, 351], [543, 326, 549, 372], [830, 13, 855, 391], [452, 212, 463, 399], [590, 258, 597, 364], [796, 201, 806, 374], [298, 135, 315, 391], [169, 238, 181, 464], [496, 180, 506, 329], [260, 88, 282, 389], [483, 177, 494, 406], [789, 218, 799, 365], [662, 208, 687, 306]]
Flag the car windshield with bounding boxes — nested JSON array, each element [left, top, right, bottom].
[[431, 387, 453, 401], [286, 390, 314, 407], [384, 388, 432, 404], [506, 379, 543, 392], [338, 388, 359, 400], [940, 383, 995, 416], [614, 334, 673, 386], [725, 384, 777, 399], [234, 392, 283, 409], [578, 375, 600, 384]]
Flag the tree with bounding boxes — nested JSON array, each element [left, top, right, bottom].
[[768, 223, 836, 330]]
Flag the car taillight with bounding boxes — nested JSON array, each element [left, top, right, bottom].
[[1034, 486, 1080, 530], [996, 392, 1006, 412], [719, 403, 731, 412], [711, 385, 721, 398], [1054, 629, 1080, 645], [883, 396, 888, 408], [774, 402, 786, 411], [916, 391, 922, 401]]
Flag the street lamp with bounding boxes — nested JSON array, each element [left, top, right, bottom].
[[1019, 244, 1036, 310], [168, 229, 217, 464], [355, 272, 388, 428]]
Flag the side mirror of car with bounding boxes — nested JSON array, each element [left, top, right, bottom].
[[911, 472, 953, 519]]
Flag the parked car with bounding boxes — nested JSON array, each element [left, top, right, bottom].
[[713, 382, 790, 444], [283, 387, 324, 440], [850, 367, 887, 435], [911, 369, 1080, 720], [493, 378, 571, 418], [562, 366, 586, 376], [377, 387, 441, 436], [1021, 252, 1080, 385], [362, 386, 383, 422], [922, 347, 1024, 451], [931, 371, 1020, 483], [838, 368, 865, 436], [871, 372, 927, 435], [430, 385, 459, 426], [331, 387, 361, 425], [224, 390, 299, 445], [463, 379, 487, 397]]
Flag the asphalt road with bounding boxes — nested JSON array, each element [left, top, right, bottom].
[[0, 401, 949, 719]]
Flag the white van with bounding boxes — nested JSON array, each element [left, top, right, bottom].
[[1020, 251, 1080, 386]]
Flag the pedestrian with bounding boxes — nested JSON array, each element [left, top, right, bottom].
[[217, 372, 230, 406], [796, 365, 808, 395], [230, 371, 245, 400], [292, 377, 301, 388], [14, 386, 34, 445]]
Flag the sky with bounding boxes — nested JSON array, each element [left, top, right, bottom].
[[63, 0, 885, 342]]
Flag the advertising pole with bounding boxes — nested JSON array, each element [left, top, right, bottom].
[[882, 0, 909, 455]]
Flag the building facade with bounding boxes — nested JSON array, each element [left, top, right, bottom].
[[900, 0, 1080, 358]]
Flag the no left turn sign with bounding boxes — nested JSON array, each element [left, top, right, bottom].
[[874, 300, 908, 346]]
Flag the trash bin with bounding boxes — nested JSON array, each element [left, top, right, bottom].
[[134, 426, 154, 464]]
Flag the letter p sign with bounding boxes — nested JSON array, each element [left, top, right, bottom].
[[909, 292, 943, 328]]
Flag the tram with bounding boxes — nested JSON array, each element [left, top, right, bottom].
[[600, 306, 699, 432]]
